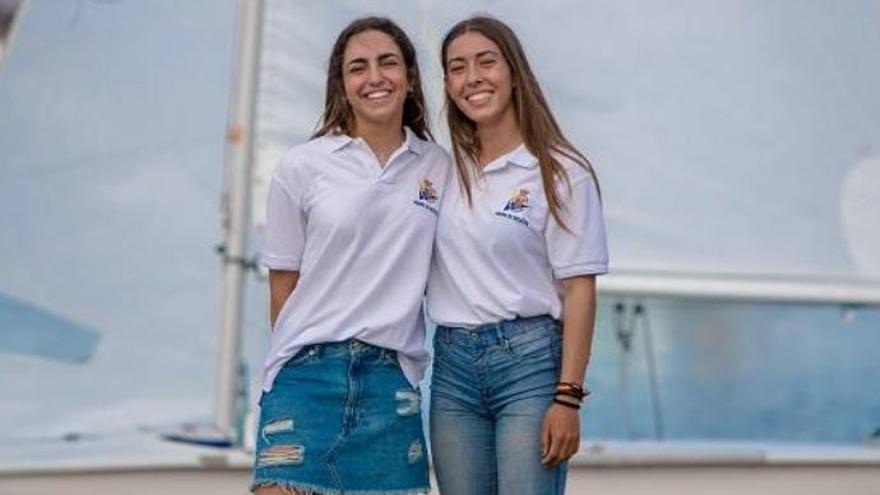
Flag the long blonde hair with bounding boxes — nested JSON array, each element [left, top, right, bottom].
[[441, 16, 598, 230]]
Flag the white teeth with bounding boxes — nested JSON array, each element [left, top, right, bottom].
[[466, 91, 492, 103], [365, 90, 391, 100]]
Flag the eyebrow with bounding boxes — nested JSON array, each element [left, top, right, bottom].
[[446, 49, 498, 65], [345, 52, 401, 68], [377, 53, 400, 63]]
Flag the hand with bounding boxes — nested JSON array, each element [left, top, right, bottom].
[[540, 403, 580, 467]]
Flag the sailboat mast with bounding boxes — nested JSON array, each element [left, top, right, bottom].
[[0, 0, 32, 68], [215, 0, 264, 441]]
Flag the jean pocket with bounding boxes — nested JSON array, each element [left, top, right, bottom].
[[506, 325, 560, 361], [377, 347, 398, 365], [506, 329, 553, 359], [284, 344, 319, 368]]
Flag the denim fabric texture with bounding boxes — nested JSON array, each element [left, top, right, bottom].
[[430, 315, 567, 495], [253, 340, 430, 494]]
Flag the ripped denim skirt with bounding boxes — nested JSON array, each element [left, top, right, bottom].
[[252, 340, 429, 494]]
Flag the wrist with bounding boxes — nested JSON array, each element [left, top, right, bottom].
[[552, 397, 581, 410], [556, 382, 591, 399], [553, 382, 591, 411]]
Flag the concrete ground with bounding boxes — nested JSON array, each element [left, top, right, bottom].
[[3, 465, 880, 495]]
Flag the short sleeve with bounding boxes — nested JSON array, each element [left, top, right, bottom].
[[261, 172, 306, 271], [545, 172, 609, 279]]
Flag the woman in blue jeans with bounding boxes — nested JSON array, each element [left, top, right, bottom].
[[426, 16, 609, 494]]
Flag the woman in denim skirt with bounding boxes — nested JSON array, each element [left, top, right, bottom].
[[426, 16, 609, 495], [254, 17, 450, 495]]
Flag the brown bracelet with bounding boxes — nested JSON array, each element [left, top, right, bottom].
[[556, 382, 591, 400], [556, 390, 588, 400], [554, 392, 582, 404], [554, 388, 584, 400], [553, 398, 581, 410]]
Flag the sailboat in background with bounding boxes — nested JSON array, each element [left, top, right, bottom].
[[0, 0, 101, 366], [2, 0, 880, 493]]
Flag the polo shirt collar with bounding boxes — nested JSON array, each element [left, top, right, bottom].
[[482, 143, 538, 172], [402, 126, 425, 155], [507, 144, 538, 168], [321, 126, 424, 155], [322, 131, 353, 152]]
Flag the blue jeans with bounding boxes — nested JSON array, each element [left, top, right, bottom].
[[430, 316, 567, 495], [253, 340, 429, 494]]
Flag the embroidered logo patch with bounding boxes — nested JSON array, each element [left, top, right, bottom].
[[413, 178, 439, 215], [503, 187, 530, 212], [495, 187, 530, 226], [418, 179, 438, 203]]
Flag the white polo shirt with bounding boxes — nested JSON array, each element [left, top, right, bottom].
[[426, 144, 608, 328], [261, 127, 450, 391]]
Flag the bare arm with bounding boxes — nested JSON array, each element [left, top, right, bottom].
[[268, 269, 299, 330], [558, 275, 597, 384], [542, 274, 597, 466]]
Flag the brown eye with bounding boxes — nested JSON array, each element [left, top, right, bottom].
[[447, 63, 465, 74], [479, 58, 496, 68]]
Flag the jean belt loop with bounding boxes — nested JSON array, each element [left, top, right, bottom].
[[494, 322, 508, 349], [443, 326, 452, 345]]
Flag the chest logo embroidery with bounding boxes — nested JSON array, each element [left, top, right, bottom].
[[495, 187, 530, 226], [413, 178, 439, 215], [418, 179, 438, 203], [503, 187, 530, 212]]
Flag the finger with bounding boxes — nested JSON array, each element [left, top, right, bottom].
[[540, 420, 551, 458], [565, 436, 580, 461], [556, 436, 572, 465], [553, 434, 575, 465], [543, 431, 563, 467]]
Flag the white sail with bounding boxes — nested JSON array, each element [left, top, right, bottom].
[[1, 0, 879, 466], [253, 0, 880, 303], [0, 0, 239, 439]]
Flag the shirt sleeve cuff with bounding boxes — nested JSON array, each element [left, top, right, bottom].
[[261, 254, 301, 271], [553, 262, 608, 280]]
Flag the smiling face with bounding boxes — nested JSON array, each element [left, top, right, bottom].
[[342, 29, 410, 133], [444, 31, 516, 129]]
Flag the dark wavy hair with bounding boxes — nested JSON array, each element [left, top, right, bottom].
[[313, 16, 432, 141]]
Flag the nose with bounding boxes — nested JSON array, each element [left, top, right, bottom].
[[367, 63, 384, 85], [464, 65, 483, 86]]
